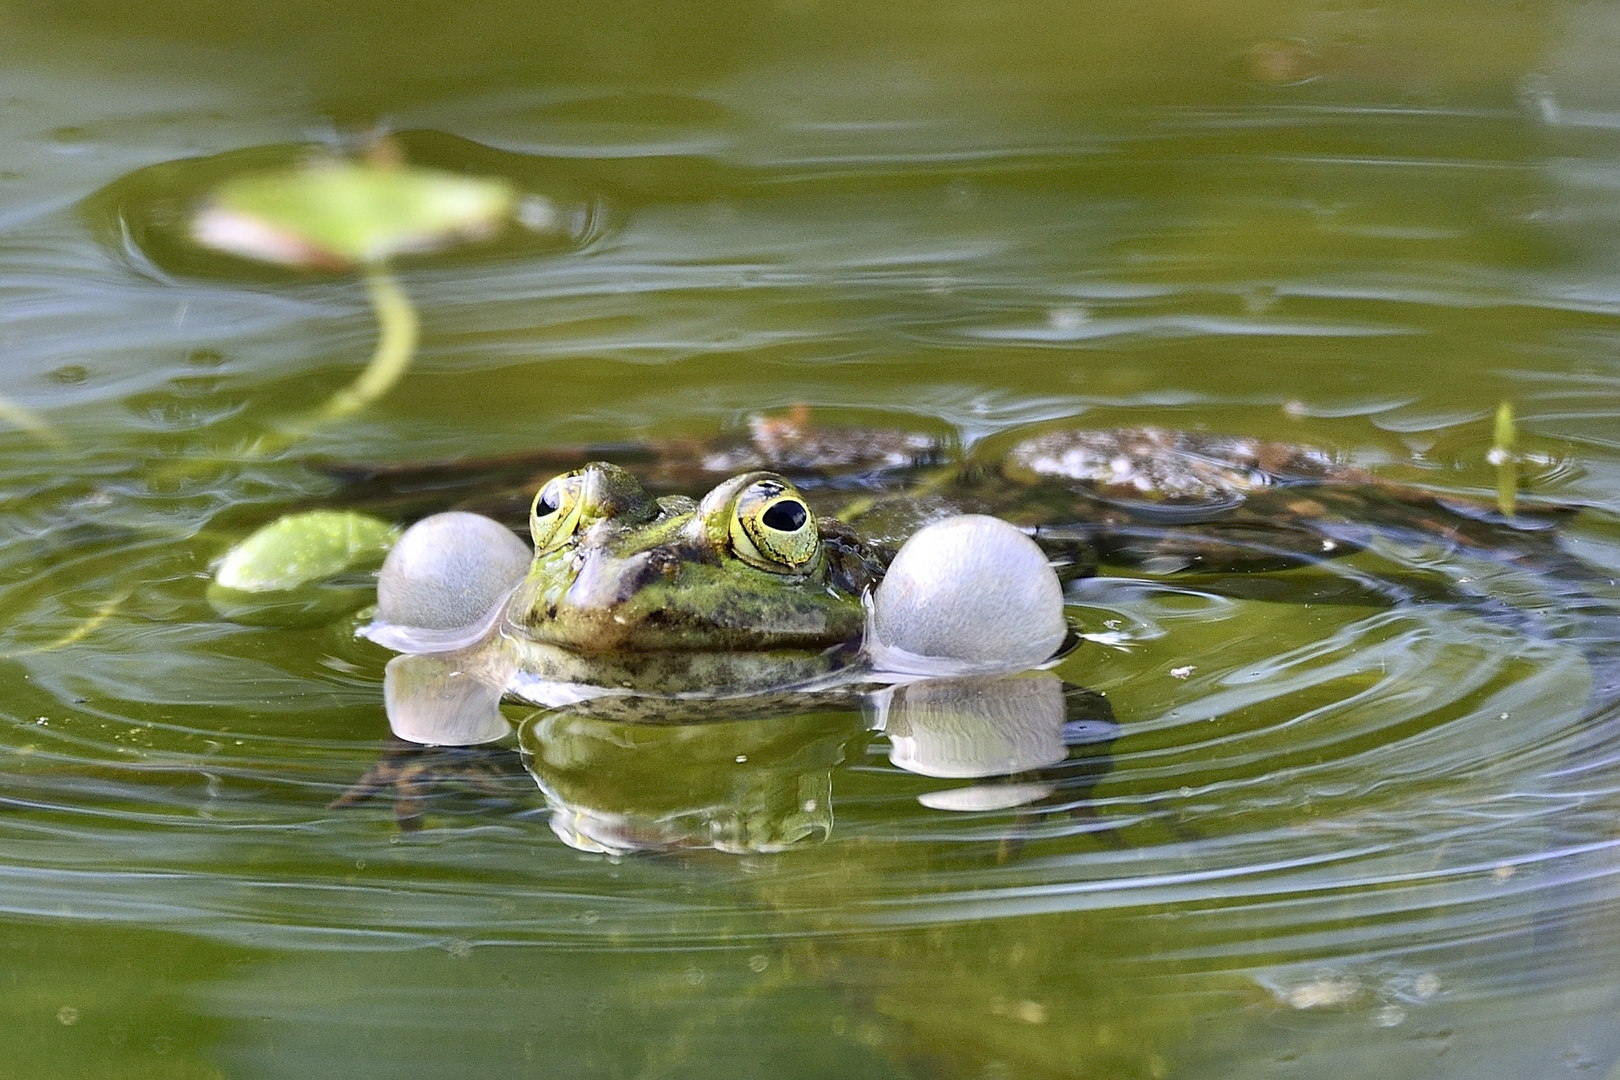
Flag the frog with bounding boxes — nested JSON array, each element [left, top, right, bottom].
[[360, 413, 1141, 715], [322, 411, 1613, 834], [312, 409, 1620, 841], [345, 411, 1594, 697], [493, 461, 887, 695]]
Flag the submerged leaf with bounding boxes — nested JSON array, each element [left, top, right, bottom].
[[214, 510, 401, 592], [192, 160, 516, 268]]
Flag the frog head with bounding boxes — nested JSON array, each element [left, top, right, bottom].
[[501, 462, 870, 692]]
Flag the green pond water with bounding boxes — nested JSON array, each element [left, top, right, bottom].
[[6, 1, 1620, 1077]]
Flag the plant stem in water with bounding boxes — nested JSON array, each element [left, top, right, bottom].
[[1490, 401, 1518, 518], [315, 262, 420, 422]]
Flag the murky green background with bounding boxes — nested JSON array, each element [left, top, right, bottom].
[[5, 1, 1620, 1077]]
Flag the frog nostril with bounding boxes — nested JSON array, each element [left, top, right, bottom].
[[762, 500, 808, 532]]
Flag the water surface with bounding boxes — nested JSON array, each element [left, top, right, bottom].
[[4, 2, 1620, 1077]]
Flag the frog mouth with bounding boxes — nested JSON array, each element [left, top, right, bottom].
[[502, 639, 864, 704], [527, 546, 861, 656]]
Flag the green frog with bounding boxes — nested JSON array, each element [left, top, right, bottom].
[[320, 412, 1613, 837], [495, 462, 885, 695], [335, 412, 1603, 731]]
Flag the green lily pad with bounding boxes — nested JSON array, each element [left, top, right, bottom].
[[213, 510, 401, 592], [192, 160, 517, 269]]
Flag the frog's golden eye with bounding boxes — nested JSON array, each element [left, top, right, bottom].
[[730, 478, 818, 572], [531, 471, 586, 553]]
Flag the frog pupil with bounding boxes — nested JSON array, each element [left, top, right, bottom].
[[762, 500, 808, 532], [536, 487, 561, 516]]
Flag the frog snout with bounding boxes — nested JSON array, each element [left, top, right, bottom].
[[562, 549, 664, 610]]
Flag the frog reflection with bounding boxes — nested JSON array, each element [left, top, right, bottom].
[[337, 670, 1117, 854], [874, 673, 1116, 817], [522, 705, 853, 855]]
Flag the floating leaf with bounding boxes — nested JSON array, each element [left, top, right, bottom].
[[206, 579, 379, 629], [186, 156, 521, 438], [214, 510, 401, 592], [192, 160, 516, 270], [181, 152, 548, 438]]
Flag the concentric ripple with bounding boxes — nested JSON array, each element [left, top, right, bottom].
[[4, 55, 1620, 1070], [4, 451, 1619, 1014]]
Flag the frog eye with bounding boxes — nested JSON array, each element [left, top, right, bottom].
[[730, 478, 818, 572], [530, 471, 586, 553]]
